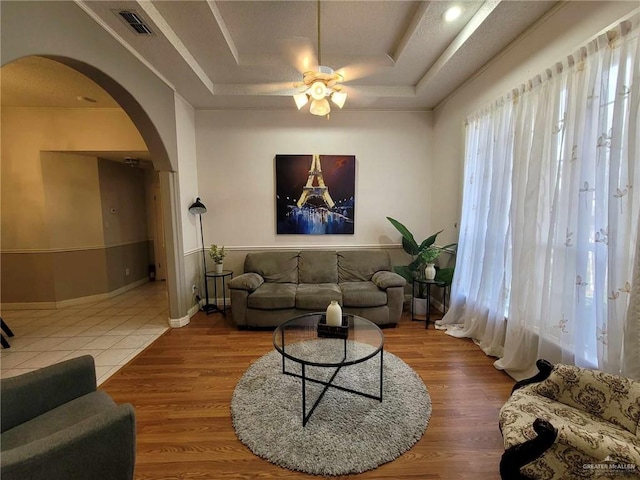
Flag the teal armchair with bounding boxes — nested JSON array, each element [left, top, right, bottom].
[[1, 355, 136, 480]]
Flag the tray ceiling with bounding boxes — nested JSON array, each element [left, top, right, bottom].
[[2, 1, 559, 111]]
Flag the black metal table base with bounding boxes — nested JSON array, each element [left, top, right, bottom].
[[202, 303, 222, 314], [282, 348, 384, 427], [203, 270, 232, 316], [411, 280, 449, 329]]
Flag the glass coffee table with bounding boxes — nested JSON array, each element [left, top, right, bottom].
[[273, 312, 384, 426]]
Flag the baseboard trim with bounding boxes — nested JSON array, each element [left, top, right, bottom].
[[169, 314, 190, 328], [168, 302, 201, 328], [1, 278, 149, 310], [0, 301, 59, 310]]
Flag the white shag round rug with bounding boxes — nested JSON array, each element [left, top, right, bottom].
[[231, 340, 432, 476]]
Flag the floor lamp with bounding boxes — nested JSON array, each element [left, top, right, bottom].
[[188, 198, 215, 313]]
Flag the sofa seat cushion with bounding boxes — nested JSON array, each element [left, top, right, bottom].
[[500, 386, 640, 479], [295, 284, 342, 310], [1, 390, 116, 451], [340, 282, 387, 308], [247, 283, 297, 310]]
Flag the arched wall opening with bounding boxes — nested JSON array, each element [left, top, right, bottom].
[[0, 54, 187, 322], [1, 0, 191, 321]]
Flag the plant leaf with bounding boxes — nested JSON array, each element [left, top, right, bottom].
[[402, 237, 420, 256], [393, 265, 415, 282], [387, 217, 419, 255], [435, 267, 455, 286], [419, 230, 443, 250]]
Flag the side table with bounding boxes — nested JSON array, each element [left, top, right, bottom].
[[412, 278, 449, 329], [204, 270, 233, 315]]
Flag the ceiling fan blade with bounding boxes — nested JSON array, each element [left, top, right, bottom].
[[340, 85, 378, 107], [242, 82, 297, 96], [333, 54, 394, 82], [278, 37, 318, 74], [336, 62, 384, 83]]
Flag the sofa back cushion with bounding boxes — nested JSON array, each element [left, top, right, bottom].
[[244, 251, 299, 283], [299, 251, 338, 284], [337, 250, 391, 282], [530, 364, 640, 434]]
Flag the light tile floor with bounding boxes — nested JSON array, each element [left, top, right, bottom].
[[1, 282, 169, 385]]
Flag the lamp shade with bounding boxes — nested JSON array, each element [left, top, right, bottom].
[[188, 197, 207, 214], [294, 93, 309, 110], [331, 91, 347, 108], [310, 98, 331, 116]]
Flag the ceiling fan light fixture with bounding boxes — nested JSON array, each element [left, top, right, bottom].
[[310, 98, 331, 116], [331, 91, 347, 109], [291, 1, 345, 117], [310, 81, 327, 101], [294, 92, 310, 109]]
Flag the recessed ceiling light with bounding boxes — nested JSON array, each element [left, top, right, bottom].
[[444, 5, 463, 22], [76, 96, 97, 103]]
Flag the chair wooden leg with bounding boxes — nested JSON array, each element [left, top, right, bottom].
[[1, 334, 10, 348]]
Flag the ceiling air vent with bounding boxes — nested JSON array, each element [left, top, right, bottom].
[[118, 10, 153, 35]]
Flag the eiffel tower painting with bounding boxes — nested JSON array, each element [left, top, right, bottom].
[[275, 154, 355, 235], [297, 154, 335, 209]]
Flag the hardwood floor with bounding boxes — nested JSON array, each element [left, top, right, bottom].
[[101, 309, 515, 480]]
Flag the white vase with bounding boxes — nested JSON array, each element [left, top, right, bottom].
[[214, 263, 223, 274], [424, 263, 436, 280], [326, 300, 342, 327]]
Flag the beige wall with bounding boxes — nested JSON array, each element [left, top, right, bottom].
[[194, 110, 435, 251], [98, 158, 148, 246], [430, 1, 639, 244], [1, 108, 152, 305], [0, 253, 56, 303], [1, 108, 146, 251], [52, 249, 109, 301], [42, 152, 104, 250]]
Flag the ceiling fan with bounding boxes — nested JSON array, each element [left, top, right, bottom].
[[285, 0, 382, 118], [291, 0, 346, 117]]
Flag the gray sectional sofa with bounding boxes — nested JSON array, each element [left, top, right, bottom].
[[228, 250, 406, 328]]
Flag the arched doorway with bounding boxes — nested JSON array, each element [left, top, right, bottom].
[[1, 1, 192, 322], [0, 56, 182, 319]]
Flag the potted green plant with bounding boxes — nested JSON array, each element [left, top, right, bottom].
[[209, 244, 227, 274], [386, 217, 457, 312]]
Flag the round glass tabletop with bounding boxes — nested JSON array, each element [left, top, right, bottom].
[[273, 312, 384, 367]]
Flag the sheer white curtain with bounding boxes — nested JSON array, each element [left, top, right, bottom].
[[440, 18, 640, 380], [436, 99, 513, 359]]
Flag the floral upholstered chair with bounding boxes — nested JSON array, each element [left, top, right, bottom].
[[499, 360, 640, 479]]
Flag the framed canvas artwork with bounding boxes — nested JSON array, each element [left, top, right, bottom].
[[275, 154, 355, 234]]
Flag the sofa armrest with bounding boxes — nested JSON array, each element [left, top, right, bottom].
[[1, 403, 136, 480], [1, 355, 97, 433], [228, 273, 264, 292], [371, 271, 406, 289]]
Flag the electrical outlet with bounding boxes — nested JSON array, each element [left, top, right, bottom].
[[125, 268, 130, 276], [192, 285, 197, 293]]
